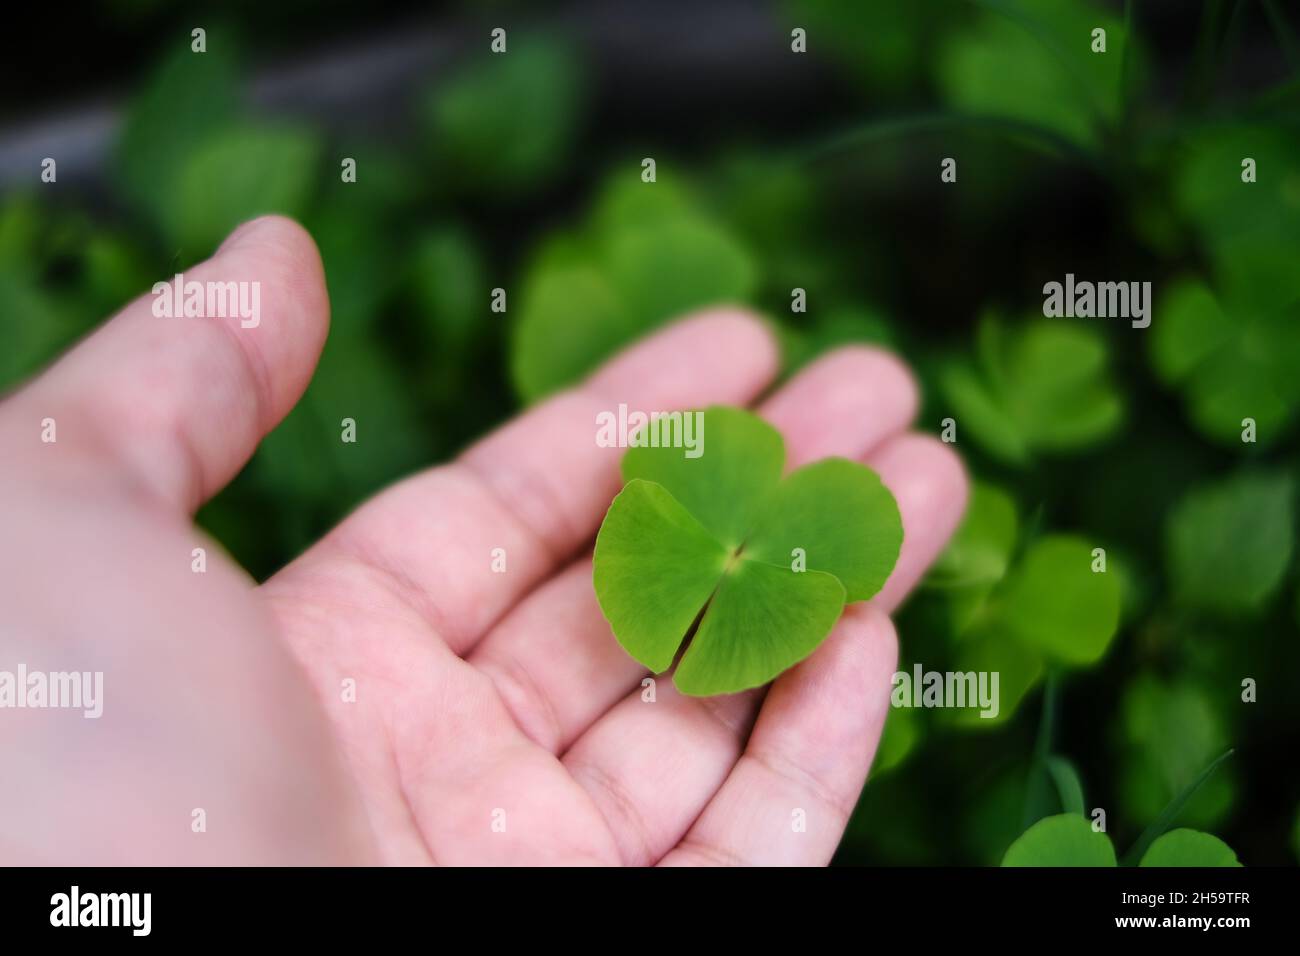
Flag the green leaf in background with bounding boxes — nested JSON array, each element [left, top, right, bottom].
[[0, 198, 105, 386], [308, 148, 424, 340], [784, 0, 962, 94], [79, 233, 154, 312], [407, 224, 496, 411], [938, 362, 1031, 465], [873, 702, 922, 775], [1165, 470, 1294, 613], [1123, 748, 1235, 865], [994, 535, 1121, 666], [1151, 278, 1233, 383], [254, 335, 433, 538], [420, 35, 585, 195], [594, 407, 901, 695], [929, 481, 1017, 589], [115, 39, 240, 240], [709, 152, 831, 300], [928, 480, 1018, 634], [511, 172, 757, 401], [1004, 320, 1123, 450], [938, 0, 1128, 149], [0, 267, 78, 387], [940, 314, 1123, 465], [1001, 813, 1117, 866], [1138, 829, 1241, 867], [1119, 677, 1235, 830], [947, 620, 1044, 727], [511, 266, 638, 401], [167, 124, 323, 252], [785, 305, 896, 373], [1152, 278, 1300, 445], [1046, 756, 1086, 817], [409, 227, 484, 355], [606, 217, 757, 329], [1173, 124, 1300, 310]]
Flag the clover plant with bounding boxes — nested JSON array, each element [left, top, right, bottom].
[[593, 406, 902, 695]]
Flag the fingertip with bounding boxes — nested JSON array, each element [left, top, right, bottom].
[[839, 602, 900, 686], [875, 432, 970, 518], [201, 215, 331, 418], [673, 306, 782, 381], [868, 433, 970, 612], [812, 345, 919, 414], [761, 344, 919, 466]]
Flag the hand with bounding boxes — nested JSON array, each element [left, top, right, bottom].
[[0, 216, 966, 865]]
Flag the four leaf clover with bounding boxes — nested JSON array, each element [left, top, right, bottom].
[[593, 405, 903, 696]]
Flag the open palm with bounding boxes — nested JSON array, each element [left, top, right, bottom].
[[0, 217, 965, 865]]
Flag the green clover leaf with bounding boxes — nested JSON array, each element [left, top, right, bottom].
[[939, 312, 1124, 466], [511, 176, 757, 402], [936, 0, 1130, 150], [1001, 814, 1118, 867], [593, 406, 902, 696], [1138, 829, 1241, 868], [1152, 278, 1300, 447], [1165, 470, 1294, 614], [1001, 815, 1241, 867]]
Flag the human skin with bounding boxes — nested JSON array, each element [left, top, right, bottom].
[[0, 216, 966, 865]]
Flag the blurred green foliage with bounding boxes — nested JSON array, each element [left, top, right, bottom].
[[2, 1, 1298, 864]]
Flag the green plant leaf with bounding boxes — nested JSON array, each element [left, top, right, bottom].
[[940, 314, 1122, 465], [743, 458, 903, 602], [510, 172, 757, 401], [1124, 748, 1236, 866], [1001, 813, 1117, 866], [605, 217, 757, 329], [938, 361, 1030, 465], [993, 535, 1121, 666], [594, 407, 901, 695], [873, 703, 923, 774], [1120, 679, 1234, 832], [784, 0, 961, 93], [592, 480, 731, 673], [1166, 471, 1294, 613], [675, 560, 846, 696], [420, 36, 585, 195], [1138, 829, 1241, 867], [621, 406, 784, 549], [1046, 756, 1086, 817], [947, 621, 1044, 726], [1151, 277, 1300, 445], [511, 266, 639, 403], [167, 124, 323, 252], [115, 40, 240, 235], [1173, 124, 1300, 305], [929, 481, 1018, 590], [937, 0, 1128, 149], [1005, 321, 1123, 449]]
